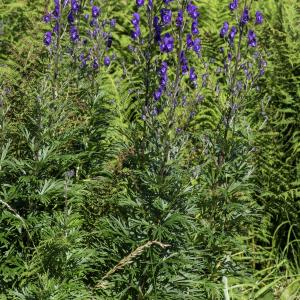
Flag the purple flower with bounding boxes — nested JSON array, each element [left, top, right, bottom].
[[43, 13, 51, 23], [160, 8, 172, 25], [191, 20, 199, 35], [193, 38, 201, 54], [70, 26, 79, 42], [220, 21, 229, 38], [132, 12, 140, 27], [131, 27, 141, 39], [248, 30, 257, 47], [79, 54, 87, 67], [255, 11, 263, 25], [187, 2, 200, 19], [229, 26, 238, 43], [53, 22, 59, 33], [71, 0, 80, 13], [160, 73, 168, 88], [79, 53, 85, 61], [154, 87, 162, 100], [186, 34, 194, 48], [44, 31, 52, 46], [110, 19, 116, 27], [136, 0, 144, 7], [106, 36, 112, 48], [90, 18, 98, 27], [148, 0, 153, 9], [180, 51, 189, 74], [160, 33, 174, 53], [160, 61, 168, 75], [63, 0, 69, 8], [92, 6, 101, 18], [153, 16, 162, 42], [93, 58, 99, 69], [131, 12, 141, 39], [53, 2, 60, 18], [229, 0, 238, 11], [68, 12, 74, 24], [260, 60, 267, 68], [189, 67, 197, 82], [176, 10, 183, 27], [240, 8, 250, 26], [163, 0, 173, 4], [104, 56, 111, 66]]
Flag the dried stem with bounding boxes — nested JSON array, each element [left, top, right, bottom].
[[94, 240, 170, 289]]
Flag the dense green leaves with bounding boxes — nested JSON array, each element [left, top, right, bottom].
[[0, 0, 299, 299]]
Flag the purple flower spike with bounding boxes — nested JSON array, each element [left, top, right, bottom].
[[163, 0, 173, 4]]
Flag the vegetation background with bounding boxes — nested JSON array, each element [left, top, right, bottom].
[[0, 0, 299, 299]]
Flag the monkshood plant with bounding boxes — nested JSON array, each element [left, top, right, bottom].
[[43, 0, 116, 96], [128, 0, 205, 171], [41, 0, 119, 178], [127, 0, 266, 170], [93, 0, 267, 298], [0, 1, 117, 296]]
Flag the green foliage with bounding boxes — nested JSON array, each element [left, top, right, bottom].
[[0, 0, 299, 299]]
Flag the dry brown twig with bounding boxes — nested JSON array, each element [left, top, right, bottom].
[[95, 240, 170, 289]]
